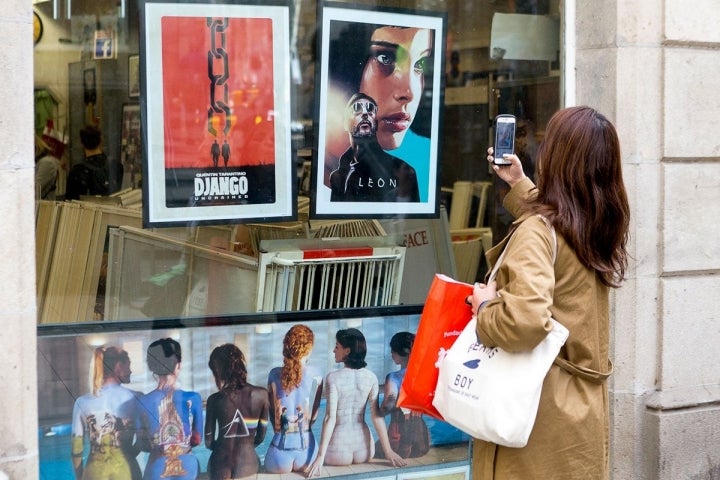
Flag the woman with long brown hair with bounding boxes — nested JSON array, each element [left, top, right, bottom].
[[469, 106, 630, 479], [205, 343, 269, 479]]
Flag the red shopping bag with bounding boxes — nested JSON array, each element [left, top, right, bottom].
[[398, 274, 473, 420]]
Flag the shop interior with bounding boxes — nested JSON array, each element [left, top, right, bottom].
[[33, 0, 560, 478], [33, 0, 560, 325]]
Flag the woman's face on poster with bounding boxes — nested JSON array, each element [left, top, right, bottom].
[[360, 26, 432, 150]]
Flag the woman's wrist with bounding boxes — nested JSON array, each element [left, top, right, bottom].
[[476, 300, 489, 316]]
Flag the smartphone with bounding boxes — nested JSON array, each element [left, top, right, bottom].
[[493, 114, 516, 165]]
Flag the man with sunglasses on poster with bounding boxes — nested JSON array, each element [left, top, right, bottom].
[[329, 93, 419, 202]]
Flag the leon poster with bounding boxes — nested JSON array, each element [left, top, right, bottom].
[[141, 1, 293, 227], [311, 3, 446, 219]]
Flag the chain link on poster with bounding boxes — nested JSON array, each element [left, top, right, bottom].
[[207, 17, 231, 138]]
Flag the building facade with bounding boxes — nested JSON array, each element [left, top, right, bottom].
[[1, 0, 719, 478]]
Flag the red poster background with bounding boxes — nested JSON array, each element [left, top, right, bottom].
[[161, 16, 276, 169]]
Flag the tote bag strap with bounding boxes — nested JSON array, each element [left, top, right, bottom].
[[488, 214, 557, 283], [489, 215, 613, 384]]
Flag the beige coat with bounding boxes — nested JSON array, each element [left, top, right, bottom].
[[473, 178, 612, 480]]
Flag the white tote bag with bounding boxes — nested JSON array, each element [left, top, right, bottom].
[[432, 217, 569, 447], [432, 316, 568, 447]]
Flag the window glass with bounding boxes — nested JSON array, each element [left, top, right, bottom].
[[33, 0, 561, 323], [34, 1, 561, 478]]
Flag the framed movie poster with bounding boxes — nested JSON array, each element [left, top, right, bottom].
[[311, 3, 446, 218], [140, 0, 294, 227]]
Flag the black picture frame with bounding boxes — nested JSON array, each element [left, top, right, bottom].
[[311, 2, 447, 219], [139, 0, 295, 227]]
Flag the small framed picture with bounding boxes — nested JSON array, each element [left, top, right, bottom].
[[83, 67, 96, 104], [311, 2, 447, 219], [128, 54, 140, 98], [121, 104, 143, 188], [140, 0, 294, 227]]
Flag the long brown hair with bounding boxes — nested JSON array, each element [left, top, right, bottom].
[[527, 106, 629, 287], [280, 325, 314, 392], [208, 344, 247, 391]]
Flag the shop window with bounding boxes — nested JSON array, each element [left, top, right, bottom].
[[33, 0, 561, 323], [34, 0, 561, 477]]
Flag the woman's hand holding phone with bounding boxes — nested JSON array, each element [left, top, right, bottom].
[[486, 147, 526, 187], [493, 114, 516, 165]]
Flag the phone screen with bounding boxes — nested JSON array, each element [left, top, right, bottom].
[[494, 115, 516, 164]]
